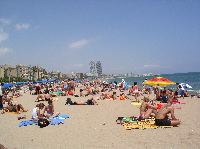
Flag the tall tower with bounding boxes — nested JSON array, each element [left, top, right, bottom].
[[89, 61, 96, 75], [96, 61, 102, 77]]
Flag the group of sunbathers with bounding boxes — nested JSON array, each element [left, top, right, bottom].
[[1, 95, 27, 114], [32, 100, 57, 121], [139, 90, 181, 126]]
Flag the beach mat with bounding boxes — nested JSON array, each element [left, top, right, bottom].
[[18, 120, 37, 127], [116, 117, 173, 130], [18, 114, 70, 127], [131, 102, 142, 107]]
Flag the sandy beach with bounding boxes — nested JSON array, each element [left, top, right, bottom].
[[0, 92, 200, 149]]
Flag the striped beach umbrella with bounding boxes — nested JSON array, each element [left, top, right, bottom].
[[144, 77, 176, 87]]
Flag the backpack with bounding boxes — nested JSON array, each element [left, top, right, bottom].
[[38, 119, 49, 128]]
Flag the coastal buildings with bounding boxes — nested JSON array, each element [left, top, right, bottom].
[[16, 64, 29, 79], [0, 63, 86, 81], [4, 66, 17, 78], [0, 64, 48, 81]]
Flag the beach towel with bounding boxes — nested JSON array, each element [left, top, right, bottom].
[[18, 120, 38, 127], [117, 117, 173, 130], [116, 117, 136, 124], [58, 114, 70, 119], [49, 114, 70, 125], [18, 114, 70, 127], [49, 118, 64, 125], [131, 102, 142, 107]]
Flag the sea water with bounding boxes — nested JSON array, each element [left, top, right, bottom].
[[108, 72, 200, 92]]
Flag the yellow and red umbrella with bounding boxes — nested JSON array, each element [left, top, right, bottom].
[[144, 77, 176, 87]]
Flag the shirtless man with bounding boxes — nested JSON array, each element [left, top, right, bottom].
[[155, 99, 181, 126], [139, 97, 157, 119]]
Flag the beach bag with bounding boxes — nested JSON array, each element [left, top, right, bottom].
[[38, 118, 49, 128]]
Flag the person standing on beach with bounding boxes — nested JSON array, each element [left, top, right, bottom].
[[132, 82, 140, 102]]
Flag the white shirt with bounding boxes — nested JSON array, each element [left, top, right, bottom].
[[32, 107, 38, 119]]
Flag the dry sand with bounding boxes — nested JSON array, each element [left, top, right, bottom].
[[0, 93, 200, 149]]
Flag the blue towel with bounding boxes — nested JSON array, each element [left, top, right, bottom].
[[18, 120, 37, 127], [58, 114, 70, 119], [50, 118, 64, 125], [18, 114, 70, 127], [49, 114, 70, 125]]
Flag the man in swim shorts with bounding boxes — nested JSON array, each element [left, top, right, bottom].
[[155, 98, 180, 126]]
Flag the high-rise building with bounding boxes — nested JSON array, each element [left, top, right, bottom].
[[96, 61, 102, 77], [89, 61, 102, 77], [89, 61, 96, 75]]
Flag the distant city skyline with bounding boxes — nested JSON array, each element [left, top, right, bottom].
[[0, 0, 200, 74]]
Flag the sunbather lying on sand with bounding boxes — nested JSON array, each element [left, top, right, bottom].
[[65, 98, 98, 105], [35, 94, 53, 102]]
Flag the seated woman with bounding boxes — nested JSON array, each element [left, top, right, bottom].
[[32, 104, 40, 120], [44, 100, 55, 118], [139, 97, 157, 119], [65, 98, 98, 105], [37, 103, 46, 119]]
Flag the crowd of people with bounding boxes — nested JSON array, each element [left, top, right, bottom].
[[0, 78, 194, 128]]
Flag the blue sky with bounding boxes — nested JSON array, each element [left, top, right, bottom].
[[0, 0, 200, 74]]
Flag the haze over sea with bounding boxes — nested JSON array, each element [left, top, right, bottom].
[[109, 72, 200, 92]]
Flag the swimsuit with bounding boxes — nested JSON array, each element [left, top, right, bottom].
[[155, 118, 171, 126]]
